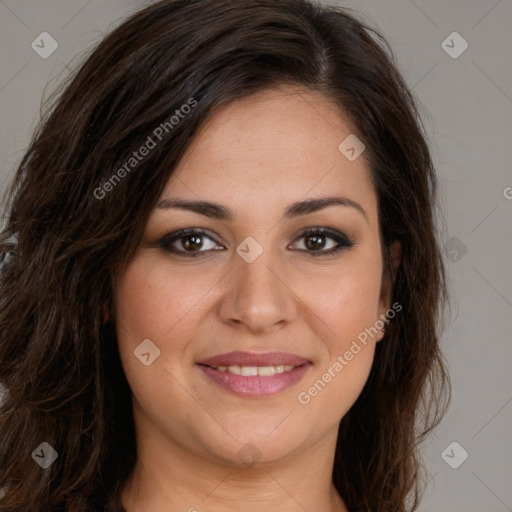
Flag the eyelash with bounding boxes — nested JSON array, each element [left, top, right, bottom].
[[156, 227, 355, 258]]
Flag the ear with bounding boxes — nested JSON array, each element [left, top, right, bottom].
[[376, 240, 401, 342]]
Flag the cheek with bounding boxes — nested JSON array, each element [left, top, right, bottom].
[[293, 258, 381, 413], [114, 255, 212, 342], [113, 258, 200, 428], [113, 257, 185, 390], [297, 291, 378, 422], [299, 256, 383, 341], [113, 255, 222, 394], [299, 343, 375, 424]]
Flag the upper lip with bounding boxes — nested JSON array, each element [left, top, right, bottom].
[[196, 351, 311, 368]]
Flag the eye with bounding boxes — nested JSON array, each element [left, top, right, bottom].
[[290, 227, 355, 256], [156, 228, 222, 257], [155, 227, 355, 257]]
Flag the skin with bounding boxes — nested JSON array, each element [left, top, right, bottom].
[[115, 85, 401, 512]]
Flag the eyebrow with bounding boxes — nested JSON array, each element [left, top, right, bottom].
[[156, 196, 369, 225]]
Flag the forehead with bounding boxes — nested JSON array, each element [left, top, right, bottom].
[[160, 86, 378, 227]]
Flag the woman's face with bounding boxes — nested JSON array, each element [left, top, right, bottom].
[[114, 86, 397, 468]]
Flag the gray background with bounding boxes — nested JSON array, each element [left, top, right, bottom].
[[1, 1, 511, 510]]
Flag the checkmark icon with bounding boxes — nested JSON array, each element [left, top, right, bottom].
[[441, 441, 468, 469], [441, 32, 468, 59], [444, 236, 468, 262], [134, 339, 161, 366], [444, 449, 455, 458], [31, 442, 58, 469], [31, 32, 58, 59], [236, 237, 263, 263], [338, 134, 365, 161]]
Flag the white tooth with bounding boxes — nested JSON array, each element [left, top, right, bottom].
[[240, 366, 258, 376], [222, 365, 297, 375], [257, 366, 275, 376]]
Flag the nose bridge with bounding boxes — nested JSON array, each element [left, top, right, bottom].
[[219, 237, 297, 332], [237, 248, 278, 295]]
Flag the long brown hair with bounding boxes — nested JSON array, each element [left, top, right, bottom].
[[0, 1, 451, 510]]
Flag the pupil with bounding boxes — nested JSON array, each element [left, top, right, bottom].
[[184, 235, 202, 251], [306, 234, 324, 250]]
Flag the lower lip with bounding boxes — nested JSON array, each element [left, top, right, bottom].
[[197, 363, 311, 398]]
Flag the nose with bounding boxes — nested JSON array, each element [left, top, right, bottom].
[[217, 245, 299, 334]]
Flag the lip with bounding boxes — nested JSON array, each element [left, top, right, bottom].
[[197, 363, 312, 398], [196, 351, 312, 398]]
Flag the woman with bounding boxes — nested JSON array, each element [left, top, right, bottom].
[[0, 0, 451, 511]]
